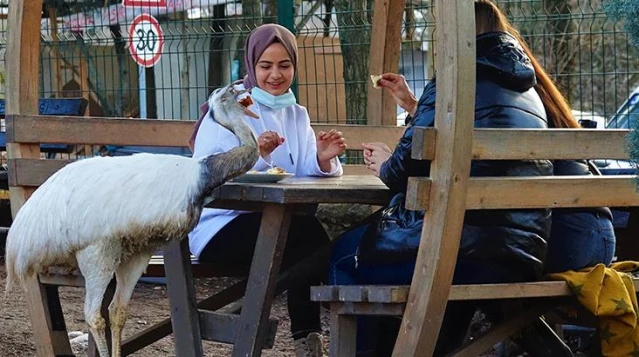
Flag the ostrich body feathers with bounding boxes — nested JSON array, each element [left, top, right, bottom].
[[5, 153, 204, 288]]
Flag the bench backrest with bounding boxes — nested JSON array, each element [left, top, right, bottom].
[[4, 117, 404, 188]]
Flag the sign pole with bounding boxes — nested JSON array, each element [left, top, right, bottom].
[[139, 65, 147, 119]]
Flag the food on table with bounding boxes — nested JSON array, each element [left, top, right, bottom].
[[266, 167, 286, 174]]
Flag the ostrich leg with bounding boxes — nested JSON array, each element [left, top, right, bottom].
[[110, 253, 153, 357], [77, 246, 121, 357]]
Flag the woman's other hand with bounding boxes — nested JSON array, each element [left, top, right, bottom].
[[377, 73, 418, 116], [258, 130, 285, 158], [362, 142, 392, 177], [317, 129, 347, 171]]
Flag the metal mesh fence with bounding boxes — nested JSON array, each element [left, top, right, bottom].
[[0, 0, 636, 128]]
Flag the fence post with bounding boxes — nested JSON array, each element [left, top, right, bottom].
[[277, 0, 298, 96]]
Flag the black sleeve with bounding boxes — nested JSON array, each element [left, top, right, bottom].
[[379, 82, 436, 193]]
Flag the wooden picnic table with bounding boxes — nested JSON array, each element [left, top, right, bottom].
[[162, 174, 391, 357]]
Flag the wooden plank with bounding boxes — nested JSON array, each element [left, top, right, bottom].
[[198, 311, 278, 347], [342, 165, 374, 176], [39, 274, 85, 287], [7, 115, 404, 151], [312, 281, 583, 303], [406, 175, 639, 210], [331, 302, 406, 316], [449, 282, 573, 300], [163, 239, 204, 357], [6, 1, 66, 356], [232, 204, 291, 357], [393, 1, 476, 356], [367, 0, 406, 126], [23, 277, 69, 356], [311, 285, 409, 303], [8, 158, 70, 187], [314, 124, 406, 150], [329, 308, 357, 357], [412, 127, 630, 160], [6, 0, 41, 218], [7, 115, 194, 147]]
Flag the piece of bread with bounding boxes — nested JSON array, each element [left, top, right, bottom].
[[266, 167, 285, 174], [239, 96, 254, 108], [370, 74, 382, 89]]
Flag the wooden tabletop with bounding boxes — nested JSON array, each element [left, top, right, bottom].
[[211, 175, 390, 205]]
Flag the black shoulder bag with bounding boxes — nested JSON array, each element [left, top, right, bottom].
[[356, 192, 425, 265]]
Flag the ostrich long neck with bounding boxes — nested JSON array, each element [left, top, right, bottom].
[[199, 107, 260, 198]]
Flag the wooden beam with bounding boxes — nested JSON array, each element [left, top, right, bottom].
[[367, 0, 406, 125], [6, 0, 42, 218], [9, 114, 633, 161], [7, 116, 408, 153], [7, 159, 70, 187], [393, 1, 476, 356], [311, 281, 579, 304], [407, 175, 639, 210], [412, 127, 630, 160]]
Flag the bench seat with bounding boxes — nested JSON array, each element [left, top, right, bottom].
[[38, 255, 247, 288], [311, 277, 639, 304]]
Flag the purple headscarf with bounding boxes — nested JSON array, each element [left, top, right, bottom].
[[242, 23, 298, 89], [188, 23, 298, 152]]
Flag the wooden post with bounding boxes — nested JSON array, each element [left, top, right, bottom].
[[6, 1, 76, 356], [6, 0, 42, 216], [392, 0, 476, 356], [367, 0, 405, 126]]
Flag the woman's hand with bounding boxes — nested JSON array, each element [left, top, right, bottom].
[[377, 73, 418, 116], [362, 142, 392, 177], [317, 129, 347, 171], [258, 130, 285, 158]]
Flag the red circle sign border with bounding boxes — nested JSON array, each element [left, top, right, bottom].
[[128, 13, 164, 68]]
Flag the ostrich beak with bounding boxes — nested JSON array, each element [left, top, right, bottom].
[[235, 88, 259, 119], [244, 108, 259, 119]]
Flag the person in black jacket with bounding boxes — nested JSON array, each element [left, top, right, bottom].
[[329, 1, 561, 355]]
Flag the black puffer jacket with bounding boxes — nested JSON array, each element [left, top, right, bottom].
[[379, 31, 552, 279]]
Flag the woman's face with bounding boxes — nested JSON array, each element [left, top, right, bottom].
[[255, 42, 295, 96]]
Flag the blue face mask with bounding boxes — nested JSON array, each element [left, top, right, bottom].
[[251, 87, 297, 109]]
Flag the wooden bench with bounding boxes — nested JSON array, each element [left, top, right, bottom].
[[310, 2, 639, 356]]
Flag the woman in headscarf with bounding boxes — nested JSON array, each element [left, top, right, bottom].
[[188, 24, 346, 356]]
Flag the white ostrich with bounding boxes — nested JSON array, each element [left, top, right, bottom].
[[4, 84, 259, 357]]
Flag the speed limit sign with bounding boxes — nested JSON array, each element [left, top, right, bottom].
[[128, 13, 164, 68]]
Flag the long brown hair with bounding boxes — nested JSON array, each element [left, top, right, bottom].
[[474, 0, 580, 128]]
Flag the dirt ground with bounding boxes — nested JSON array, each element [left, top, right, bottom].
[[0, 263, 326, 357], [0, 262, 506, 357]]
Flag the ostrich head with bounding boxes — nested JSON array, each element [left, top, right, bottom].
[[208, 84, 259, 135]]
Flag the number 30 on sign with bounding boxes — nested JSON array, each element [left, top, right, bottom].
[[128, 14, 164, 68]]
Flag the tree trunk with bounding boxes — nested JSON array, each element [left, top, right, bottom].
[[323, 0, 333, 37], [544, 0, 577, 102], [334, 0, 374, 124], [235, 0, 263, 76]]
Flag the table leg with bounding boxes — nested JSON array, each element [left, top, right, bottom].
[[232, 204, 292, 357], [164, 239, 204, 357]]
